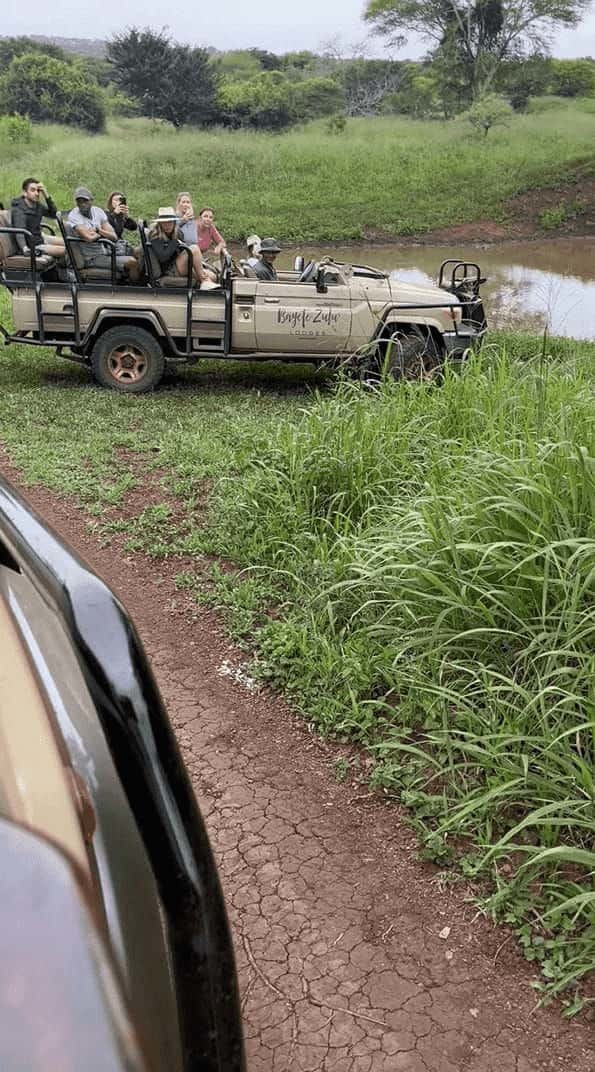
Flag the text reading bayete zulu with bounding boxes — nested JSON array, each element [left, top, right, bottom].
[[277, 307, 341, 331]]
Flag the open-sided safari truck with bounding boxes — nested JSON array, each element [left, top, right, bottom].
[[0, 208, 487, 393]]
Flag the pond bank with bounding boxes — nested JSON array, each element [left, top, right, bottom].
[[362, 172, 595, 247]]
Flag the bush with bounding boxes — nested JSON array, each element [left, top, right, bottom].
[[464, 94, 513, 136], [0, 113, 33, 143], [550, 59, 595, 98], [1, 52, 105, 132]]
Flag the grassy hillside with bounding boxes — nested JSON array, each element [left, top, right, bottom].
[[1, 100, 594, 241]]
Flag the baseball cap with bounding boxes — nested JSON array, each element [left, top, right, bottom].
[[74, 186, 93, 201]]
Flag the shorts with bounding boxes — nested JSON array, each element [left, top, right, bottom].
[[82, 251, 131, 272]]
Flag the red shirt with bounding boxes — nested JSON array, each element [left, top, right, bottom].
[[196, 223, 223, 253]]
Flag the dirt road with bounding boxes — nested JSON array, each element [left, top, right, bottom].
[[2, 463, 593, 1072]]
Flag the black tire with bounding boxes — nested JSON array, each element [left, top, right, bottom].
[[90, 325, 165, 393], [383, 329, 442, 382]]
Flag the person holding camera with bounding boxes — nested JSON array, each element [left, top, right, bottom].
[[106, 191, 138, 240]]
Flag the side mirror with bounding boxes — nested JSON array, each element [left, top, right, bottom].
[[315, 267, 327, 294], [294, 255, 304, 273]]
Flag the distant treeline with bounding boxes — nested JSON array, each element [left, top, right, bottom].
[[0, 30, 594, 134]]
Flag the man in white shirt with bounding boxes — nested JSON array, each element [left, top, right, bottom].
[[68, 187, 139, 281]]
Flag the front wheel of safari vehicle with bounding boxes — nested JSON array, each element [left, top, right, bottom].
[[91, 326, 166, 393], [384, 329, 442, 382]]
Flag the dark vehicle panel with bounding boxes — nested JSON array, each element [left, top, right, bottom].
[[0, 476, 245, 1072]]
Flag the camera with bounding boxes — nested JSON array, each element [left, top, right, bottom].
[[120, 196, 127, 205]]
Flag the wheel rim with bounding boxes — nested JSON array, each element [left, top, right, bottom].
[[106, 343, 148, 384]]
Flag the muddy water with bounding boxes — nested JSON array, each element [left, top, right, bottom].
[[301, 238, 595, 340]]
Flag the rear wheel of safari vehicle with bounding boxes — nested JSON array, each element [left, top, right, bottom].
[[90, 326, 166, 393], [383, 329, 442, 382]]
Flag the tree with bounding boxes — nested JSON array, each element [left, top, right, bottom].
[[0, 36, 67, 71], [106, 28, 219, 127], [497, 53, 552, 110], [464, 92, 513, 134], [0, 52, 105, 132], [217, 71, 294, 129], [215, 50, 263, 81], [338, 58, 408, 116], [292, 77, 345, 120], [550, 57, 595, 96], [364, 0, 592, 101]]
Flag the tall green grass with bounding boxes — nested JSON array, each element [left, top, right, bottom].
[[1, 102, 594, 240], [200, 336, 595, 1002]]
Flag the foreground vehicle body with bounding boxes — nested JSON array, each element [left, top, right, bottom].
[[0, 477, 245, 1072], [0, 211, 487, 392]]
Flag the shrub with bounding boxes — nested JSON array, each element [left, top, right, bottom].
[[0, 113, 33, 143], [464, 94, 513, 136], [1, 52, 105, 132]]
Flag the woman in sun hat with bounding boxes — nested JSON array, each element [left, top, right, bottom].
[[245, 234, 261, 268], [149, 207, 217, 288]]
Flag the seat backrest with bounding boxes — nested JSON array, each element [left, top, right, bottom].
[[63, 221, 87, 270], [0, 208, 19, 264]]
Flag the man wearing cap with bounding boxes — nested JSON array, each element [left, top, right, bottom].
[[68, 187, 140, 281], [10, 177, 65, 258], [246, 234, 261, 268], [253, 237, 281, 281]]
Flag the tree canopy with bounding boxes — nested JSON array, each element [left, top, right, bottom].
[[364, 0, 591, 99], [106, 28, 219, 127], [0, 52, 105, 132]]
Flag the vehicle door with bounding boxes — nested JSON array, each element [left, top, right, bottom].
[[254, 274, 352, 353]]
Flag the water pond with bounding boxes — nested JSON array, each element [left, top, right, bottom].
[[302, 238, 595, 341]]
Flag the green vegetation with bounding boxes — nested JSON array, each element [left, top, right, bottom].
[[0, 285, 592, 1004], [0, 42, 106, 132], [0, 100, 594, 241], [365, 0, 591, 105], [1, 30, 595, 138]]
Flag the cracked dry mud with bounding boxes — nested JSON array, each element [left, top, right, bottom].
[[2, 464, 593, 1072]]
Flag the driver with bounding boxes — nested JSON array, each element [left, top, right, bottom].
[[253, 237, 281, 281]]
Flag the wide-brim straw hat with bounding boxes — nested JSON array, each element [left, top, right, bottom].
[[246, 233, 261, 252], [151, 206, 179, 223]]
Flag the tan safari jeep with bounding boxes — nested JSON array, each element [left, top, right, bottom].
[[0, 475, 245, 1072], [0, 210, 486, 392]]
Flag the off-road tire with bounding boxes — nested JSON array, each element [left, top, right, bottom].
[[90, 326, 166, 393], [383, 330, 442, 382]]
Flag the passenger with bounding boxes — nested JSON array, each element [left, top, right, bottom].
[[149, 207, 218, 289], [195, 207, 226, 258], [106, 191, 138, 241], [175, 192, 196, 244], [68, 186, 140, 282], [11, 178, 65, 258], [252, 237, 281, 281], [245, 234, 261, 268]]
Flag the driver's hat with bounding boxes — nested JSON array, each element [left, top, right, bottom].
[[260, 237, 281, 254]]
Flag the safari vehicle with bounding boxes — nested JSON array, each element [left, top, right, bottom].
[[0, 476, 245, 1072], [0, 209, 487, 393]]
